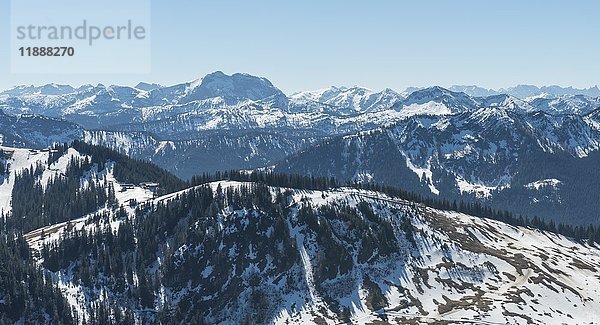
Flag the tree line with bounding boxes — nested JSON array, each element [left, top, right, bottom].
[[190, 169, 600, 244]]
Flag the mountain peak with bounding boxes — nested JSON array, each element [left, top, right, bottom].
[[398, 86, 480, 115], [179, 71, 286, 104], [0, 84, 76, 96], [207, 70, 227, 77], [135, 82, 162, 91], [449, 85, 499, 97], [381, 87, 398, 94], [288, 85, 402, 114], [405, 86, 463, 101]]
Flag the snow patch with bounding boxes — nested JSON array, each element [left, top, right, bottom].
[[526, 178, 562, 190]]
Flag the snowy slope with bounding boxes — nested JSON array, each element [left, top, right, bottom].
[[274, 106, 600, 223], [0, 146, 98, 214], [249, 184, 600, 325], [26, 160, 154, 249], [396, 86, 480, 115], [83, 129, 319, 179], [0, 110, 83, 148], [290, 86, 403, 114], [529, 95, 600, 115], [0, 147, 49, 214], [22, 180, 600, 324]]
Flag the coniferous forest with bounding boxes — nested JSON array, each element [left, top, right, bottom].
[[0, 234, 73, 324]]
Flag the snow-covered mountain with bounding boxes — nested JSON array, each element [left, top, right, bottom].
[[449, 85, 499, 97], [504, 85, 600, 99], [0, 107, 322, 180], [0, 83, 77, 97], [84, 130, 319, 179], [395, 86, 480, 115], [7, 165, 599, 324], [179, 71, 288, 105], [3, 73, 599, 137], [274, 107, 600, 224], [134, 82, 162, 92], [528, 95, 600, 115], [0, 83, 147, 120], [452, 84, 600, 99], [290, 86, 403, 114], [0, 109, 83, 148], [0, 72, 287, 122], [475, 94, 535, 112]]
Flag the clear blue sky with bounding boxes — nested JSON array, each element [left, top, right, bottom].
[[1, 0, 599, 94]]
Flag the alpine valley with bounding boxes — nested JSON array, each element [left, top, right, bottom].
[[1, 72, 600, 324]]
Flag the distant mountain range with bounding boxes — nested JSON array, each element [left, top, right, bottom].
[[1, 72, 600, 224], [2, 73, 599, 131], [450, 84, 600, 99]]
